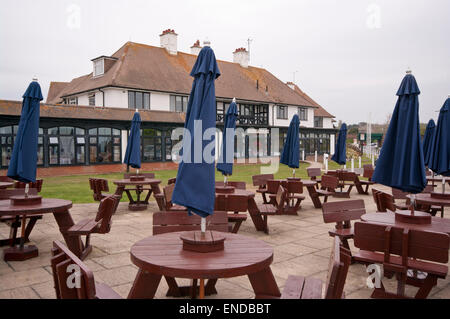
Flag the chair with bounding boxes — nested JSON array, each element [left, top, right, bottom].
[[88, 178, 112, 201], [322, 199, 366, 255], [152, 210, 229, 298], [281, 237, 351, 299], [316, 175, 339, 203], [283, 180, 305, 214], [252, 174, 274, 204], [306, 167, 322, 189], [154, 183, 186, 211], [51, 241, 122, 299], [66, 195, 120, 260], [168, 177, 176, 184], [255, 186, 286, 234], [214, 193, 248, 233], [353, 222, 450, 298], [14, 179, 43, 193], [123, 172, 155, 179], [334, 172, 355, 198], [391, 188, 411, 210], [354, 170, 375, 195], [0, 188, 41, 247]]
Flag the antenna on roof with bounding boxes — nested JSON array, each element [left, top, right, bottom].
[[293, 70, 299, 84], [247, 38, 253, 62]]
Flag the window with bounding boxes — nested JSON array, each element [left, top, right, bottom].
[[170, 95, 188, 112], [93, 59, 104, 77], [1, 126, 44, 168], [314, 116, 323, 128], [299, 107, 308, 121], [88, 94, 95, 106], [48, 126, 85, 165], [128, 91, 150, 110], [68, 97, 78, 105], [216, 102, 224, 122], [88, 127, 121, 163], [142, 129, 162, 162], [277, 105, 288, 119]]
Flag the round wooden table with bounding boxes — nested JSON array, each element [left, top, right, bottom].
[[0, 198, 85, 261], [361, 211, 450, 235], [127, 231, 280, 299], [0, 182, 13, 189], [113, 178, 162, 211]]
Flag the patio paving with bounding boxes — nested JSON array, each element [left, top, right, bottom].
[[1, 181, 449, 299]]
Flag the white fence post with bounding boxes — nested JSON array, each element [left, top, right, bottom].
[[359, 156, 361, 168], [314, 151, 317, 163], [324, 154, 328, 173], [351, 158, 354, 172]]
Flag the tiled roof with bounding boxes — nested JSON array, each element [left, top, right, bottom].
[[48, 42, 317, 108], [46, 82, 69, 104], [0, 100, 185, 124], [287, 82, 334, 118]]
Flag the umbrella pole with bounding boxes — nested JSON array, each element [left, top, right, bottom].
[[136, 168, 140, 175], [443, 177, 446, 194], [224, 175, 228, 186], [292, 169, 295, 178], [25, 183, 29, 198], [201, 217, 206, 239], [410, 194, 416, 215]]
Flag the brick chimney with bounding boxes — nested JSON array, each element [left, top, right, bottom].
[[233, 47, 249, 68], [159, 29, 178, 55], [190, 40, 202, 55]]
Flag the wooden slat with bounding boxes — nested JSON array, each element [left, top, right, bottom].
[[281, 275, 305, 299], [301, 277, 323, 299]]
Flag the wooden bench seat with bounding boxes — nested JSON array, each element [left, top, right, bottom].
[[51, 240, 122, 299], [322, 199, 366, 257], [281, 237, 351, 299], [66, 195, 120, 260], [226, 213, 247, 234], [252, 174, 274, 204], [353, 221, 449, 298]]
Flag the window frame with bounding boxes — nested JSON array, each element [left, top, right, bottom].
[[277, 105, 288, 120], [170, 95, 188, 113], [298, 107, 308, 121], [128, 91, 151, 110], [93, 59, 104, 77]]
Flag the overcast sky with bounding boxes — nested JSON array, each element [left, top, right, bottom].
[[1, 0, 449, 124]]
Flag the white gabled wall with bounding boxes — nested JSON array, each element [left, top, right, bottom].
[[323, 117, 334, 129], [270, 104, 315, 128]]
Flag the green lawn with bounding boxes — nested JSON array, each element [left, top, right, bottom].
[[40, 157, 373, 204]]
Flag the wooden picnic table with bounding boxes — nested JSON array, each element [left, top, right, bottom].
[[360, 211, 450, 235], [127, 231, 280, 299], [0, 198, 85, 260], [407, 193, 450, 217], [113, 178, 161, 211], [0, 182, 13, 189], [302, 180, 322, 208]]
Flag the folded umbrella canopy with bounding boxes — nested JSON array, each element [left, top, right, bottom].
[[217, 100, 238, 177], [372, 72, 426, 194], [280, 114, 300, 176], [123, 111, 142, 170], [172, 46, 221, 218], [429, 97, 450, 177], [7, 81, 43, 183], [422, 119, 436, 167], [331, 123, 347, 165]]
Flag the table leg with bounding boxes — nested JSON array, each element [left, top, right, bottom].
[[247, 267, 281, 299], [128, 269, 162, 299], [247, 197, 267, 232], [53, 210, 84, 259], [306, 185, 322, 209]]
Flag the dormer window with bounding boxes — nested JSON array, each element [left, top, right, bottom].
[[93, 59, 104, 77], [91, 56, 117, 78]]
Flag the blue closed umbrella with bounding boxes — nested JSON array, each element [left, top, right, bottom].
[[7, 81, 43, 183], [372, 73, 426, 194], [429, 97, 450, 177], [280, 114, 300, 176], [422, 119, 436, 167], [331, 123, 347, 165], [217, 99, 238, 177], [123, 111, 142, 170], [172, 46, 221, 218]]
